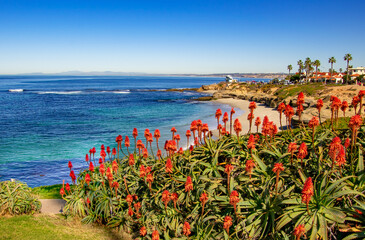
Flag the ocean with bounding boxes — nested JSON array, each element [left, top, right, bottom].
[[0, 75, 263, 187]]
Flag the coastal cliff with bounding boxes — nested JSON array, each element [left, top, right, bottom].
[[197, 82, 365, 126]]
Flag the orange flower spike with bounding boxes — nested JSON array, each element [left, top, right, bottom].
[[297, 143, 307, 168], [171, 192, 179, 209], [245, 159, 255, 179], [171, 127, 177, 139], [128, 154, 135, 166], [99, 163, 105, 176], [65, 183, 70, 193], [222, 112, 229, 125], [165, 158, 173, 174], [161, 190, 170, 210], [124, 136, 130, 148], [341, 101, 348, 117], [146, 173, 153, 191], [156, 149, 162, 161], [60, 187, 65, 197], [139, 165, 146, 178], [126, 194, 133, 206], [152, 230, 160, 240], [183, 222, 191, 237], [223, 216, 233, 235], [142, 148, 148, 159], [229, 190, 240, 215], [185, 176, 193, 192], [85, 173, 91, 186], [247, 134, 256, 152], [293, 224, 306, 240], [139, 226, 147, 237], [132, 128, 138, 138], [112, 160, 118, 172], [134, 202, 141, 217], [301, 177, 313, 214], [273, 163, 284, 194], [200, 192, 208, 215], [233, 118, 242, 138]]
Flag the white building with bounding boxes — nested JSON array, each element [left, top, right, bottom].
[[349, 67, 365, 75]]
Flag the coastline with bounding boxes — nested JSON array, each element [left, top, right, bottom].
[[210, 98, 282, 136]]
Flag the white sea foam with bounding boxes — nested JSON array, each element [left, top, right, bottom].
[[9, 89, 24, 92], [37, 91, 82, 95]]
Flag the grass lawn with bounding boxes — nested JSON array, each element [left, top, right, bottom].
[[0, 214, 131, 240], [31, 184, 75, 199]]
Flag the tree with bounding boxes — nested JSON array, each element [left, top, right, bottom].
[[297, 60, 303, 81], [344, 53, 353, 84], [328, 56, 336, 81], [287, 64, 293, 79], [339, 68, 343, 73], [313, 60, 321, 82], [304, 57, 312, 83]]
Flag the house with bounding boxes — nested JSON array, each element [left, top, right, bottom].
[[349, 67, 365, 76], [225, 75, 238, 84]]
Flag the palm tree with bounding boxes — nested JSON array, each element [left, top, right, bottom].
[[304, 57, 312, 83], [297, 60, 303, 82], [328, 57, 336, 83], [287, 64, 293, 80], [313, 60, 321, 82], [344, 53, 352, 84]]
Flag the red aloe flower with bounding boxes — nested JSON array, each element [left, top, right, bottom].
[[344, 138, 350, 149], [358, 90, 365, 113], [140, 226, 147, 236], [107, 146, 111, 156], [225, 164, 234, 192], [200, 192, 208, 215], [165, 158, 173, 174], [85, 154, 89, 162], [183, 222, 191, 236], [247, 112, 254, 133], [112, 181, 119, 196], [68, 161, 73, 170], [230, 107, 235, 136], [60, 187, 65, 197], [249, 101, 257, 112], [247, 134, 256, 153], [99, 163, 105, 176], [297, 143, 307, 168], [301, 177, 313, 214], [308, 116, 319, 129], [223, 216, 233, 235], [134, 202, 141, 217], [293, 224, 306, 240], [100, 149, 106, 162], [316, 98, 324, 122], [132, 128, 138, 138], [139, 165, 146, 178], [162, 190, 170, 210], [284, 105, 294, 130], [233, 118, 242, 138], [146, 173, 153, 191], [142, 148, 148, 159], [112, 160, 118, 172], [101, 144, 105, 151], [352, 96, 360, 114], [341, 101, 349, 117], [89, 162, 94, 172], [112, 147, 116, 157], [185, 176, 193, 192], [156, 149, 162, 161], [98, 157, 103, 164], [126, 194, 133, 206], [106, 167, 113, 186], [170, 126, 177, 139], [85, 173, 91, 185], [65, 183, 70, 192], [245, 160, 255, 179], [255, 117, 261, 133], [336, 146, 346, 167], [70, 170, 76, 184], [171, 192, 178, 209], [128, 207, 133, 216], [229, 190, 240, 215], [128, 154, 134, 166], [125, 136, 130, 148], [223, 112, 229, 129], [273, 163, 284, 194], [152, 230, 159, 240], [215, 108, 222, 128]]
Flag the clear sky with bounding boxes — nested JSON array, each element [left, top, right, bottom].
[[0, 0, 364, 74]]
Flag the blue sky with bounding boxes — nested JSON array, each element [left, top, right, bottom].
[[0, 0, 364, 74]]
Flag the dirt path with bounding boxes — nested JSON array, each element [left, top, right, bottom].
[[39, 199, 66, 214]]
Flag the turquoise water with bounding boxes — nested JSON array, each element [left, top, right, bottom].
[[0, 76, 255, 187]]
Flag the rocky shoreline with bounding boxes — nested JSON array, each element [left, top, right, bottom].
[[193, 82, 365, 127]]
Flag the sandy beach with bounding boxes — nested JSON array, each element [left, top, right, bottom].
[[212, 98, 282, 135]]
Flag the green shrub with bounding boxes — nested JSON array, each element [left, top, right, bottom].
[[0, 181, 41, 215]]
